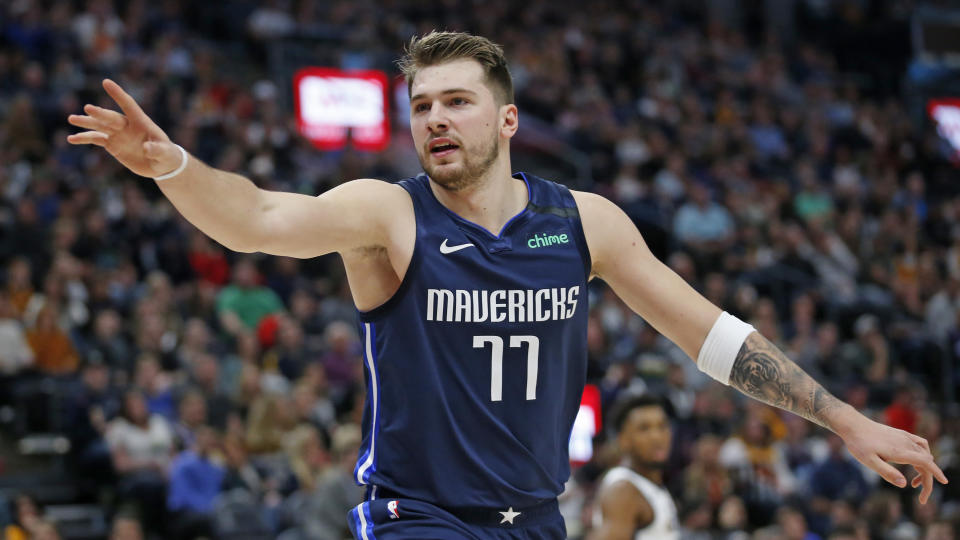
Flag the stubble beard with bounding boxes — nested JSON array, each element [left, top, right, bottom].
[[421, 131, 500, 192]]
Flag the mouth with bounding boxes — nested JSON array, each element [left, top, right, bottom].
[[428, 138, 460, 158], [650, 447, 670, 461]]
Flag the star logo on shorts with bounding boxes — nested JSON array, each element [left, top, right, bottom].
[[499, 507, 521, 525]]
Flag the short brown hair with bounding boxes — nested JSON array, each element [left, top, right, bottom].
[[399, 31, 514, 105]]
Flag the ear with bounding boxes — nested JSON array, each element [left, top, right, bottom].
[[499, 104, 519, 139]]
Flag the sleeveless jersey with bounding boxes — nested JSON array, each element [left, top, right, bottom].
[[352, 172, 591, 509], [594, 466, 680, 540]]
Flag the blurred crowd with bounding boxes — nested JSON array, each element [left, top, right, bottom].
[[0, 0, 958, 539]]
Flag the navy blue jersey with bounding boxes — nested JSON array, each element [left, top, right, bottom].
[[353, 172, 591, 509]]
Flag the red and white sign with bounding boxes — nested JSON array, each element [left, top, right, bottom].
[[294, 68, 390, 151], [928, 98, 960, 161], [569, 384, 602, 467]]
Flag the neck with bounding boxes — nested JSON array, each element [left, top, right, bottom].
[[429, 156, 525, 235], [628, 458, 664, 485]]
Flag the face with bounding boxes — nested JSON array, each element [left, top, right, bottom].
[[125, 392, 148, 423], [180, 394, 207, 425], [619, 405, 672, 467], [234, 260, 257, 288], [409, 59, 516, 191], [110, 518, 144, 540]]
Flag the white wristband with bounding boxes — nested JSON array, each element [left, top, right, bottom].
[[696, 311, 756, 385], [152, 144, 189, 181]]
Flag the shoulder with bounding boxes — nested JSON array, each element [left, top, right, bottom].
[[569, 190, 647, 279], [149, 414, 172, 432], [597, 475, 654, 529], [570, 189, 615, 213], [570, 190, 635, 232], [325, 178, 412, 206]]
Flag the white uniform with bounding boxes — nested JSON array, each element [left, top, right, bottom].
[[593, 466, 680, 540]]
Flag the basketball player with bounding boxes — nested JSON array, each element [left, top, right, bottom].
[[591, 395, 679, 540], [68, 31, 946, 540]]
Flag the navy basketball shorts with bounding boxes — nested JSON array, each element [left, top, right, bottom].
[[347, 489, 567, 540]]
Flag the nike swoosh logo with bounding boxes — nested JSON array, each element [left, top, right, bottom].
[[440, 239, 475, 254]]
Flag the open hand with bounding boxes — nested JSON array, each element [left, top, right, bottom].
[[841, 417, 948, 504], [67, 79, 182, 178]]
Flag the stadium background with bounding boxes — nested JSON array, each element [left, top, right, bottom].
[[0, 0, 958, 539]]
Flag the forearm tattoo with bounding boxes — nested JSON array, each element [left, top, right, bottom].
[[729, 332, 844, 430]]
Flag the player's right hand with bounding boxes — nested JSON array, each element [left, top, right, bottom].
[[67, 79, 182, 178]]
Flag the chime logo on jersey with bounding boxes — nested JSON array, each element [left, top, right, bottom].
[[526, 231, 570, 249], [387, 500, 400, 519]]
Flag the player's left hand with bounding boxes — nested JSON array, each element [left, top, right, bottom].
[[839, 416, 948, 504]]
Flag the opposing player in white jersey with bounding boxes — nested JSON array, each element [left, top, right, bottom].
[[592, 395, 679, 540]]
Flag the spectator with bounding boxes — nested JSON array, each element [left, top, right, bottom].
[[924, 520, 955, 540], [0, 291, 33, 376], [245, 394, 298, 455], [317, 320, 361, 394], [25, 303, 78, 375], [171, 387, 207, 450], [28, 521, 60, 540], [683, 434, 733, 510], [186, 232, 229, 286], [278, 423, 363, 540], [5, 258, 34, 317], [184, 352, 233, 430], [809, 435, 870, 525], [715, 495, 749, 540], [672, 182, 735, 259], [167, 426, 224, 540], [63, 358, 119, 495], [777, 505, 822, 540], [216, 258, 284, 335], [719, 414, 796, 524], [885, 385, 919, 435], [3, 494, 41, 540], [862, 491, 920, 540], [105, 389, 174, 533], [131, 354, 175, 420], [283, 424, 329, 492], [221, 434, 267, 499], [108, 515, 144, 540], [84, 308, 132, 371]]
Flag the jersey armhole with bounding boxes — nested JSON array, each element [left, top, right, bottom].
[[357, 180, 421, 322], [559, 185, 593, 283]]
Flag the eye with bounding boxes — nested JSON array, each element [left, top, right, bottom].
[[451, 97, 468, 106], [414, 103, 430, 113]]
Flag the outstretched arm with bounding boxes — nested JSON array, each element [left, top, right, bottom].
[[728, 331, 945, 499], [67, 79, 401, 258], [728, 332, 844, 430], [574, 191, 948, 504]]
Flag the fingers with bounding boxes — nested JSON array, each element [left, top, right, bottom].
[[919, 469, 934, 505], [931, 461, 949, 485], [67, 114, 106, 132], [84, 104, 128, 131], [867, 454, 907, 488], [910, 436, 949, 485], [102, 79, 148, 122], [69, 105, 127, 135], [890, 434, 948, 485], [66, 131, 108, 147], [910, 434, 930, 452]]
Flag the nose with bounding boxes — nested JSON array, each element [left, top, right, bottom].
[[426, 102, 448, 132]]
